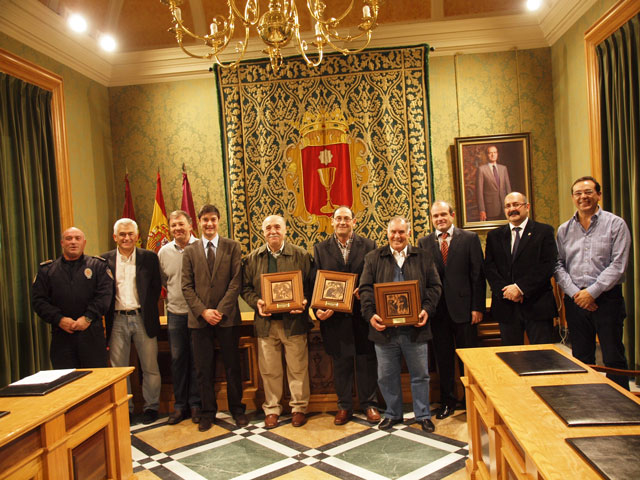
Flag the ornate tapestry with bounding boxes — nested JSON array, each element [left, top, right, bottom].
[[216, 45, 433, 253]]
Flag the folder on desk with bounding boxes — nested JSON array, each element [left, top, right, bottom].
[[566, 435, 640, 480], [0, 370, 91, 397], [533, 383, 640, 426], [496, 350, 587, 376]]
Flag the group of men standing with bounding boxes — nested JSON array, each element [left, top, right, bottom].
[[31, 174, 632, 434]]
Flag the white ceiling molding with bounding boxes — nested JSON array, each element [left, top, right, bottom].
[[1, 0, 592, 87]]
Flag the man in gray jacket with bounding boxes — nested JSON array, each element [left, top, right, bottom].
[[359, 216, 441, 432]]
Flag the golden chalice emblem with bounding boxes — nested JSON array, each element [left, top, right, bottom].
[[317, 167, 336, 213]]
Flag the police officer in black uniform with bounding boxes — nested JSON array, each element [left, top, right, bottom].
[[32, 227, 113, 368]]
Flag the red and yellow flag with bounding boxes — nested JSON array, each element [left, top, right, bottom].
[[181, 171, 198, 236], [147, 172, 170, 253]]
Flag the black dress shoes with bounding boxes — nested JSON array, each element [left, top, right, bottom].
[[233, 413, 249, 427], [420, 418, 436, 433], [191, 407, 202, 424], [167, 409, 189, 425], [198, 416, 213, 432], [436, 404, 455, 420], [142, 409, 158, 425], [378, 417, 403, 430]]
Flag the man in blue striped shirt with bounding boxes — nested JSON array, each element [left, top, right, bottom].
[[555, 176, 631, 389]]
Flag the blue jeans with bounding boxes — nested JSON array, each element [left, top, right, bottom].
[[375, 328, 431, 421], [109, 312, 161, 411], [167, 312, 201, 412]]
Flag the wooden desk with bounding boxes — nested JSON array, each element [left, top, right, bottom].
[[0, 367, 134, 480], [458, 345, 640, 480]]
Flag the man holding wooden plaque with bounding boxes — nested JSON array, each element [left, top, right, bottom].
[[359, 216, 442, 432], [313, 206, 380, 426], [241, 215, 314, 429]]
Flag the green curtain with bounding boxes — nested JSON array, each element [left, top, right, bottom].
[[596, 14, 640, 370], [0, 73, 60, 387]]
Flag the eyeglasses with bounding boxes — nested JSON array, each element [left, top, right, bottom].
[[504, 202, 526, 209], [572, 190, 596, 197]]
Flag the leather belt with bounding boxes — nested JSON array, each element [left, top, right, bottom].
[[116, 309, 140, 315]]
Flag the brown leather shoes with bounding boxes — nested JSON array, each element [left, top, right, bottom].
[[334, 410, 353, 425], [264, 414, 279, 429], [365, 407, 381, 424], [291, 412, 307, 427]]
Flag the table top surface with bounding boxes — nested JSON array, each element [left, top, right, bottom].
[[457, 344, 640, 479], [0, 367, 133, 447]]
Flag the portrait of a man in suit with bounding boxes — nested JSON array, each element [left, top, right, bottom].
[[476, 145, 511, 221], [455, 134, 532, 227]]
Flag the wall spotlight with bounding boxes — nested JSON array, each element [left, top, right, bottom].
[[526, 0, 542, 11], [99, 34, 117, 52], [68, 13, 88, 33]]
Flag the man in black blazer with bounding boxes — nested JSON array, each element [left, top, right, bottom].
[[484, 192, 557, 345], [181, 204, 246, 431], [418, 201, 485, 419], [313, 207, 379, 426], [103, 218, 162, 425]]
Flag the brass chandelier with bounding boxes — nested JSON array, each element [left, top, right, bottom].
[[160, 0, 382, 74]]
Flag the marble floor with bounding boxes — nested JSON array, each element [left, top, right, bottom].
[[130, 407, 469, 480]]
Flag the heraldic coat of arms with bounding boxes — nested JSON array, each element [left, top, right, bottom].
[[284, 108, 370, 233]]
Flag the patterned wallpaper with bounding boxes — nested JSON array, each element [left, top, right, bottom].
[[109, 78, 228, 240], [429, 48, 559, 236]]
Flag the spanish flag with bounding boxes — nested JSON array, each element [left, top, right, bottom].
[[147, 172, 170, 253]]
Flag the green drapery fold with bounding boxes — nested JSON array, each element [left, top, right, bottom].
[[0, 73, 60, 387], [596, 14, 640, 370]]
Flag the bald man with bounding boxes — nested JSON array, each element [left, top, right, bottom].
[[32, 227, 113, 368], [241, 215, 314, 429]]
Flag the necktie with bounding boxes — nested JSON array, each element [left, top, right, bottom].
[[512, 227, 521, 258], [440, 232, 449, 265], [207, 241, 215, 274], [493, 164, 500, 186]]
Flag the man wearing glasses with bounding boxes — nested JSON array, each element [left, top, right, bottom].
[[484, 192, 558, 345], [555, 177, 631, 389]]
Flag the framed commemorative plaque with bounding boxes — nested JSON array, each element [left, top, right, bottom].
[[261, 271, 305, 314], [374, 280, 421, 326], [310, 270, 358, 313]]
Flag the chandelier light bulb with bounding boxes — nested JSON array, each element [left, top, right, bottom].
[[68, 13, 88, 33]]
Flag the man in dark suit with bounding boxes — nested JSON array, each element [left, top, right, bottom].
[[359, 216, 442, 433], [418, 201, 485, 419], [484, 192, 557, 345], [476, 145, 511, 221], [181, 204, 246, 431], [313, 206, 380, 426], [103, 219, 161, 425]]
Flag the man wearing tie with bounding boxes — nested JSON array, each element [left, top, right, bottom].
[[182, 204, 246, 431], [476, 145, 512, 221], [484, 192, 557, 345], [418, 201, 485, 419]]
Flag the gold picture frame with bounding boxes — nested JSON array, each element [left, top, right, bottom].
[[261, 271, 305, 314], [310, 270, 358, 313], [374, 280, 421, 326]]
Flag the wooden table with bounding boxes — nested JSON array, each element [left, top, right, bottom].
[[458, 344, 640, 480], [0, 367, 134, 480]]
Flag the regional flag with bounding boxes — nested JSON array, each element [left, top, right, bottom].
[[122, 173, 142, 247], [147, 172, 170, 252], [181, 171, 198, 236]]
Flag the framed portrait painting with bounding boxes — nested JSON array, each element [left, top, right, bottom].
[[453, 133, 533, 230], [374, 280, 421, 326]]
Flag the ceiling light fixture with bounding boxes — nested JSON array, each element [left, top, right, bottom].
[[99, 34, 117, 52], [526, 0, 542, 11], [160, 0, 382, 74], [67, 13, 88, 33]]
